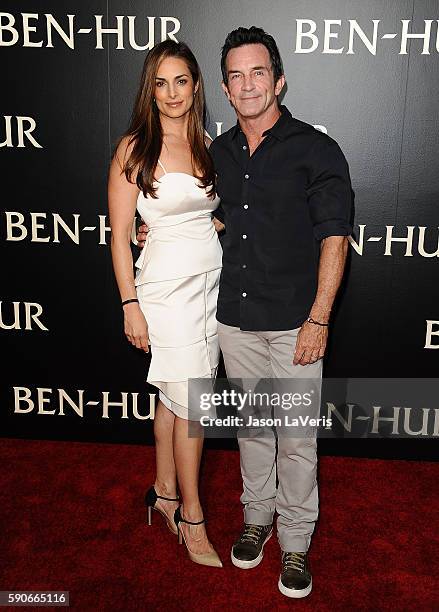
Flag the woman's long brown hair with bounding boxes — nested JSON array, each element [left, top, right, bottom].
[[115, 40, 215, 198]]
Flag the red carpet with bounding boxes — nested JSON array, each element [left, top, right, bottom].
[[0, 438, 438, 611]]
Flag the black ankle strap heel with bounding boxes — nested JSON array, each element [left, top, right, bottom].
[[174, 505, 205, 544], [173, 505, 222, 567], [145, 486, 179, 508], [145, 486, 179, 534]]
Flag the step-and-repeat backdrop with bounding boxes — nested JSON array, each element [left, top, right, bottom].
[[2, 1, 438, 459]]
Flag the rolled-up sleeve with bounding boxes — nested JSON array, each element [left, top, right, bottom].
[[306, 136, 354, 241]]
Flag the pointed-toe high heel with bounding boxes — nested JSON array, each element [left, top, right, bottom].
[[145, 486, 179, 535], [174, 505, 223, 568]]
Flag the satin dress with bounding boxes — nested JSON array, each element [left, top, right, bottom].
[[134, 160, 223, 420]]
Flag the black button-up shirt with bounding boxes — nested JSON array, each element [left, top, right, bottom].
[[209, 105, 354, 332]]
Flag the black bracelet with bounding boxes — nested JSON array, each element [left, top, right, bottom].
[[306, 316, 329, 327], [122, 298, 139, 307]]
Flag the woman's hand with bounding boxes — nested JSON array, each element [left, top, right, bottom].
[[123, 303, 150, 352]]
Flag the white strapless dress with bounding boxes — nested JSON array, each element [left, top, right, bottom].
[[134, 161, 223, 420]]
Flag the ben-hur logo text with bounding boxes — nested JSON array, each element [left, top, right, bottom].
[[1, 14, 439, 54], [325, 403, 439, 437], [3, 214, 439, 258], [0, 13, 180, 49], [3, 212, 112, 245], [10, 386, 439, 436], [0, 301, 47, 331], [0, 118, 324, 149], [294, 19, 439, 55], [13, 387, 155, 420], [349, 225, 439, 257]]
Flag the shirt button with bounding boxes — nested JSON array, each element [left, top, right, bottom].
[[242, 292, 247, 297], [242, 264, 247, 269], [244, 174, 249, 179], [242, 145, 247, 150], [243, 204, 249, 210], [242, 234, 247, 239]]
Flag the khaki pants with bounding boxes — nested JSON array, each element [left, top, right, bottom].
[[217, 321, 323, 552]]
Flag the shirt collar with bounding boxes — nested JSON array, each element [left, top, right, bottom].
[[230, 105, 292, 141]]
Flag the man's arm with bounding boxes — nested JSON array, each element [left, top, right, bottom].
[[293, 133, 354, 366], [293, 235, 348, 365]]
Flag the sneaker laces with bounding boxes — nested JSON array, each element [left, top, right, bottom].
[[283, 552, 305, 572], [240, 524, 264, 545]]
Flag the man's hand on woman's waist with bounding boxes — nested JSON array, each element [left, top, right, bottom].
[[136, 221, 149, 248]]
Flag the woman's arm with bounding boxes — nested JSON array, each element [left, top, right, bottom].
[[108, 137, 149, 352]]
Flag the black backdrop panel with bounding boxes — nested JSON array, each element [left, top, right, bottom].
[[385, 0, 439, 378], [1, 1, 438, 458]]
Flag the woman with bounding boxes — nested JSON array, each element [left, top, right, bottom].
[[107, 40, 223, 568]]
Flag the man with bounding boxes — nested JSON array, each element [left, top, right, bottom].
[[138, 27, 353, 598]]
